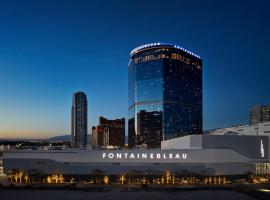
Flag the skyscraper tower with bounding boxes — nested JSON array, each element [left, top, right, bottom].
[[128, 43, 202, 148], [71, 91, 88, 148]]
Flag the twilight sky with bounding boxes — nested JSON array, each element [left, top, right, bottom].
[[0, 0, 270, 139]]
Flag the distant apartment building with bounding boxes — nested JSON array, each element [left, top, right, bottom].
[[91, 125, 104, 147], [71, 91, 88, 148], [92, 116, 125, 148], [249, 104, 270, 125]]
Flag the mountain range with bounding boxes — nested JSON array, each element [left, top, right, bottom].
[[46, 134, 128, 144], [46, 134, 91, 143]]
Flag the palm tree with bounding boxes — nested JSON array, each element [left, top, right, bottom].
[[18, 171, 23, 183], [103, 176, 109, 184], [120, 174, 126, 184], [47, 176, 52, 184], [8, 168, 21, 183], [24, 174, 29, 183], [59, 174, 64, 183], [14, 173, 19, 183]]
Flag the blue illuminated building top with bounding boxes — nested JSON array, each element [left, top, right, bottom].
[[130, 42, 201, 58]]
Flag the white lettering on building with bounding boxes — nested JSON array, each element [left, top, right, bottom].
[[142, 153, 147, 159], [116, 153, 122, 159], [102, 152, 188, 160], [102, 153, 106, 158], [183, 153, 187, 159]]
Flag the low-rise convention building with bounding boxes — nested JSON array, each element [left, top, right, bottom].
[[1, 134, 270, 177]]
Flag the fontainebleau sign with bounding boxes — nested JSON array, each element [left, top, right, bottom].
[[102, 152, 187, 160]]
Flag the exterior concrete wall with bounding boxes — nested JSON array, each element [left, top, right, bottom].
[[202, 135, 268, 159], [2, 147, 268, 176], [3, 135, 270, 176], [205, 163, 255, 175], [162, 135, 269, 160], [3, 149, 257, 164], [259, 122, 270, 136], [161, 135, 202, 149]]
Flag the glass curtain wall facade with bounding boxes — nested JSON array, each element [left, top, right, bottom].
[[128, 43, 202, 148]]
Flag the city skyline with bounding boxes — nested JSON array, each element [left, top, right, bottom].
[[0, 0, 270, 139]]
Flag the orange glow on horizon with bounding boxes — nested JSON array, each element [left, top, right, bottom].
[[0, 131, 68, 140]]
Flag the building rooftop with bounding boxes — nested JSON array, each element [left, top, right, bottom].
[[130, 42, 201, 58]]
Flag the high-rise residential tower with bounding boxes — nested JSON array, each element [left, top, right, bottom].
[[249, 104, 270, 125], [71, 91, 88, 148], [128, 43, 202, 148]]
